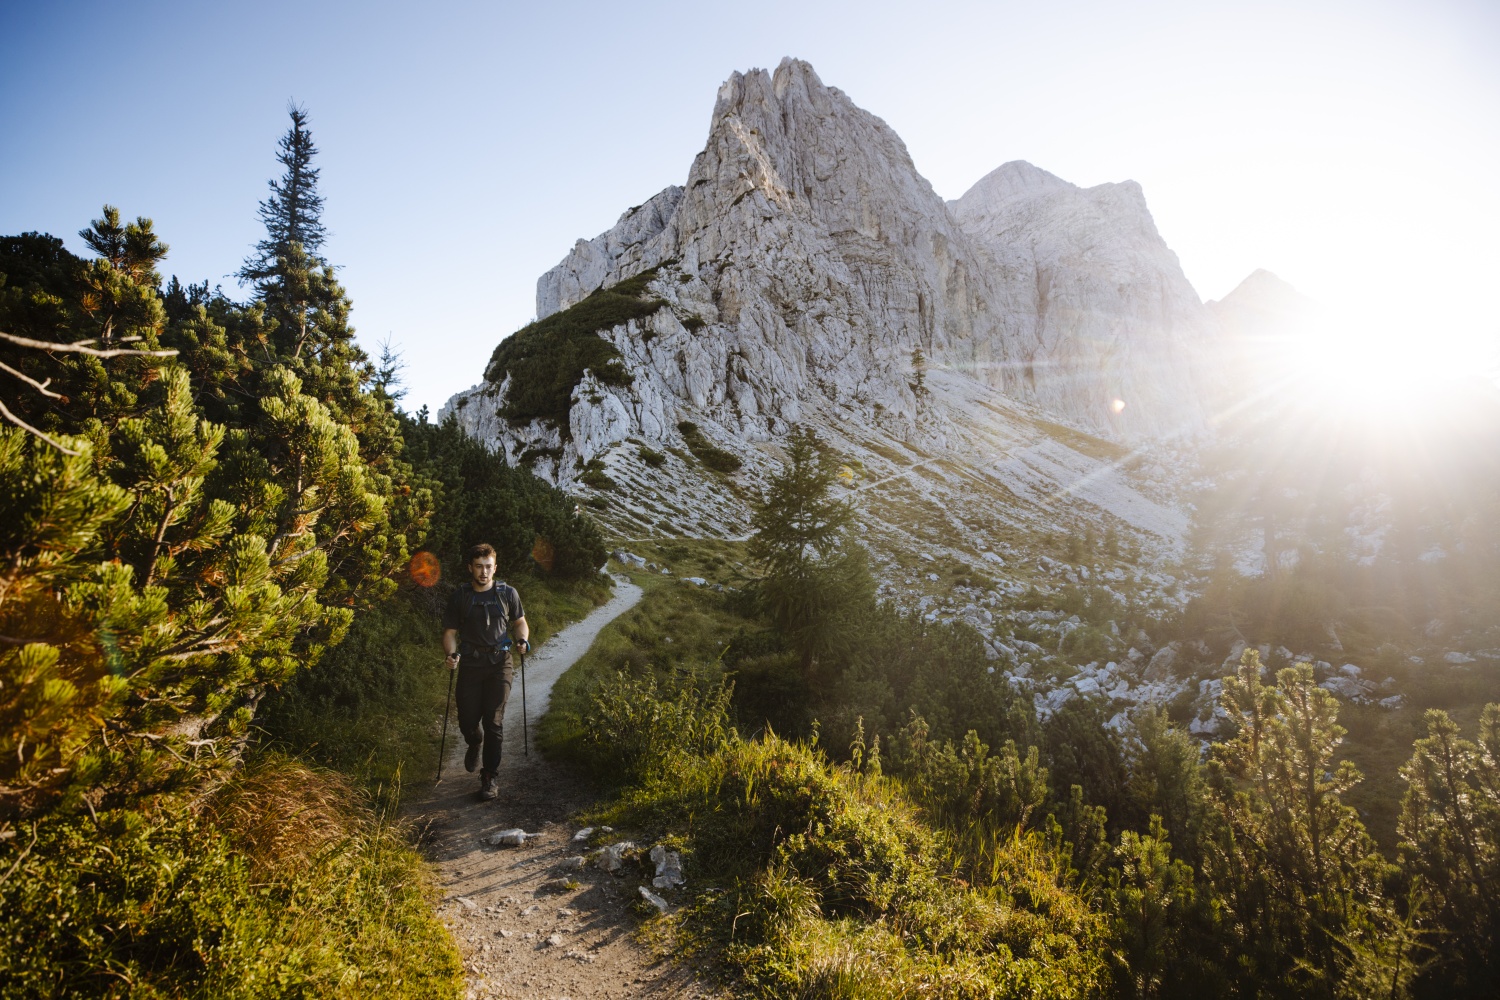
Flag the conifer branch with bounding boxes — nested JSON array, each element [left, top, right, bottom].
[[0, 397, 81, 455], [0, 360, 62, 398], [0, 330, 178, 358]]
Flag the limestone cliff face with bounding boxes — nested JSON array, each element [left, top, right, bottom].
[[452, 59, 1220, 460], [949, 160, 1216, 438], [439, 57, 1213, 558], [517, 58, 1019, 457]]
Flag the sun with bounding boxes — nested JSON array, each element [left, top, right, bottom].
[[1282, 304, 1500, 419]]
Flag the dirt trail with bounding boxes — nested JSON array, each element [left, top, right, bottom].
[[409, 575, 719, 1000]]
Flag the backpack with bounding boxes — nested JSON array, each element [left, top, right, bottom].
[[460, 584, 512, 657]]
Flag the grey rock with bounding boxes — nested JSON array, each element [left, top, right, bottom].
[[650, 844, 686, 889], [1319, 676, 1375, 704], [487, 828, 536, 847], [596, 841, 637, 873], [1144, 642, 1180, 681]]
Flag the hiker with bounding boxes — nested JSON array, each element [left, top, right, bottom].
[[441, 543, 529, 800]]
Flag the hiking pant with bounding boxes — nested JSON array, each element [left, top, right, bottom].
[[456, 649, 514, 775]]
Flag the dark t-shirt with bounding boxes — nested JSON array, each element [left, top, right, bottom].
[[442, 582, 524, 650]]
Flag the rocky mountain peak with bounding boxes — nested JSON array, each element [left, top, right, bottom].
[[948, 157, 1215, 440], [1209, 269, 1312, 317], [954, 160, 1075, 209], [446, 57, 1231, 553]]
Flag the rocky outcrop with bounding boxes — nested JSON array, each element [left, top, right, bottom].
[[949, 161, 1216, 438]]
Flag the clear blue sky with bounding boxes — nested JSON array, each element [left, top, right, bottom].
[[4, 0, 1497, 413]]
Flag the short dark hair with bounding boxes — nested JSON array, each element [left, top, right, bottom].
[[466, 543, 497, 564]]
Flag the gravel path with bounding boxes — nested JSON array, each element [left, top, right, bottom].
[[409, 575, 721, 1000]]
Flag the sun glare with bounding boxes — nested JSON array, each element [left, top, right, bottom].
[[1282, 305, 1500, 418]]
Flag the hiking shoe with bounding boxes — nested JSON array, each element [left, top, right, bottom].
[[464, 741, 481, 773], [479, 771, 498, 801]]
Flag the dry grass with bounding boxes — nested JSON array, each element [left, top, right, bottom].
[[205, 755, 367, 872]]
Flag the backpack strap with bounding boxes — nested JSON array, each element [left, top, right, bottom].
[[465, 584, 510, 639]]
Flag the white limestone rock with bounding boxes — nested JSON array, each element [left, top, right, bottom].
[[949, 161, 1215, 439]]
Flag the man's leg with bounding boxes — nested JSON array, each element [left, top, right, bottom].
[[454, 663, 484, 773], [479, 657, 515, 777]]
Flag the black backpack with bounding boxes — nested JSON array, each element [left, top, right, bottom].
[[460, 585, 512, 658]]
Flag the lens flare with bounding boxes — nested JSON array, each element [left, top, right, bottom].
[[531, 536, 555, 573], [1111, 398, 1126, 414], [409, 551, 441, 587]]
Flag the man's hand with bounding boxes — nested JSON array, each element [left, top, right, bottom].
[[445, 651, 460, 671]]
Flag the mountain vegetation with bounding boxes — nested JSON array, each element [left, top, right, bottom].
[[0, 106, 606, 997], [483, 266, 666, 432], [543, 429, 1500, 1000]]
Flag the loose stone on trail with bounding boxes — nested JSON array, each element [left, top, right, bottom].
[[596, 841, 636, 872], [650, 844, 685, 889], [487, 828, 537, 847]]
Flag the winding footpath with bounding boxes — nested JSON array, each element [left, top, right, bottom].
[[408, 576, 719, 1000]]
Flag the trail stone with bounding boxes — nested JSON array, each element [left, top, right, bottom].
[[487, 828, 536, 847], [649, 844, 685, 889], [638, 886, 669, 913], [596, 841, 636, 873]]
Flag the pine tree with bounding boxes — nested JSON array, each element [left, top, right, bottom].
[[1398, 706, 1500, 996], [79, 205, 168, 288], [1203, 650, 1400, 995], [0, 202, 430, 814], [910, 346, 928, 399], [238, 105, 326, 285], [749, 426, 874, 676], [1105, 815, 1200, 999]]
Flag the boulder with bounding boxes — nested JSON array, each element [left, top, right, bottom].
[[1144, 642, 1180, 682]]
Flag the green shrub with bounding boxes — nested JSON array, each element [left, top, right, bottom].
[[579, 664, 734, 784], [256, 591, 445, 786], [677, 421, 742, 473], [638, 445, 667, 468], [0, 756, 461, 999], [589, 732, 1108, 999], [579, 458, 616, 491], [484, 269, 664, 432]]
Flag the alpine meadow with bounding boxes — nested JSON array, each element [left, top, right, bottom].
[[3, 29, 1500, 1000]]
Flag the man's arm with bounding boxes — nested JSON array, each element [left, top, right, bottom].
[[512, 616, 529, 648], [442, 627, 460, 670]]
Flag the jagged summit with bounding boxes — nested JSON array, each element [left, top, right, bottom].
[[1209, 269, 1313, 318], [950, 157, 1214, 440], [953, 160, 1076, 208], [519, 58, 1225, 448]]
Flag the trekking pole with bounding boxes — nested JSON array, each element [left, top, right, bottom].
[[518, 643, 529, 757], [437, 653, 458, 782]]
